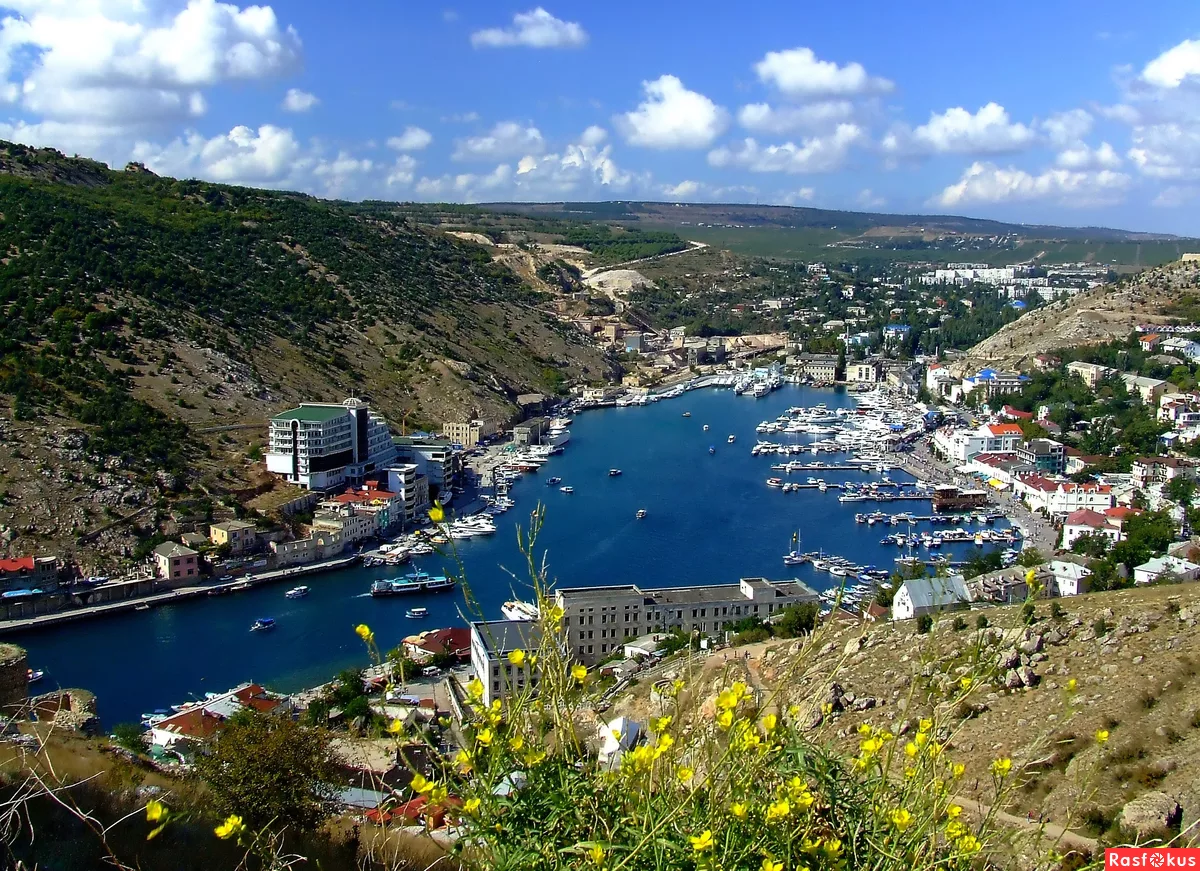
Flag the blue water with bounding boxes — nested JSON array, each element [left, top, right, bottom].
[[18, 386, 1008, 725]]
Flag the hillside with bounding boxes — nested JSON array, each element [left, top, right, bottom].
[[607, 582, 1200, 860], [0, 142, 614, 566], [962, 260, 1200, 371]]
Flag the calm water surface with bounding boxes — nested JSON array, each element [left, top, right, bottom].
[[18, 386, 1006, 725]]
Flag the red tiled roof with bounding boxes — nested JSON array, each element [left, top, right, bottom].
[[1020, 474, 1111, 494], [1142, 333, 1162, 342], [985, 423, 1024, 436], [153, 707, 226, 739], [1001, 405, 1033, 420], [334, 488, 399, 505], [1065, 509, 1108, 528], [410, 627, 471, 658], [1104, 506, 1138, 520], [0, 556, 34, 573]]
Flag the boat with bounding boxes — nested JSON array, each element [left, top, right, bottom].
[[502, 600, 540, 621], [134, 603, 151, 612], [546, 476, 562, 486], [560, 486, 575, 494], [27, 669, 43, 683], [250, 618, 276, 632], [609, 469, 622, 477], [285, 586, 309, 599], [421, 575, 456, 591], [727, 435, 736, 444], [702, 424, 710, 431], [405, 607, 429, 619], [709, 446, 716, 455], [636, 509, 647, 519], [230, 581, 252, 591], [371, 578, 420, 596], [682, 412, 691, 418]]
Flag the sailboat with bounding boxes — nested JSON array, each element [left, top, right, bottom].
[[782, 530, 808, 565]]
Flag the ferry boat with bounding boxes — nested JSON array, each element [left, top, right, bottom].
[[27, 669, 43, 683], [405, 607, 429, 619], [546, 476, 562, 486], [560, 486, 575, 494], [422, 575, 456, 591], [251, 617, 276, 632], [727, 435, 736, 444], [636, 509, 647, 519], [502, 600, 539, 621], [609, 468, 622, 477], [285, 586, 309, 599], [372, 577, 420, 596]]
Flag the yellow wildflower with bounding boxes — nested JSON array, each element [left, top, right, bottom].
[[957, 834, 983, 855], [860, 736, 885, 755], [1095, 729, 1109, 744], [428, 501, 444, 523], [946, 819, 968, 840], [787, 704, 800, 718], [507, 649, 526, 666], [766, 799, 791, 821], [545, 604, 564, 626], [947, 804, 963, 819], [653, 733, 673, 756], [801, 837, 822, 853], [508, 735, 524, 752], [1066, 678, 1077, 691], [454, 749, 473, 769], [716, 709, 733, 729], [466, 678, 484, 699], [730, 802, 748, 819], [857, 723, 873, 736], [762, 858, 784, 871], [919, 718, 932, 732], [823, 838, 843, 858], [914, 731, 929, 748], [652, 715, 672, 733], [464, 797, 481, 814], [990, 757, 1013, 777], [890, 808, 913, 831], [587, 844, 605, 865], [761, 713, 778, 732], [677, 766, 694, 784], [904, 741, 918, 758], [476, 728, 494, 746], [904, 766, 917, 778], [928, 741, 944, 758], [822, 702, 833, 715], [386, 718, 403, 735], [951, 762, 966, 779], [430, 785, 448, 805], [145, 800, 167, 823], [671, 678, 685, 695], [716, 688, 739, 710], [410, 773, 433, 793], [571, 663, 588, 682], [960, 676, 972, 690], [354, 623, 372, 641], [214, 815, 245, 840], [689, 829, 714, 852]]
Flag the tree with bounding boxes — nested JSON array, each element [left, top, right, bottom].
[[111, 723, 146, 753], [916, 614, 933, 634], [1018, 548, 1046, 568], [196, 711, 341, 831], [1166, 476, 1196, 508], [1071, 532, 1111, 558], [775, 602, 819, 637]]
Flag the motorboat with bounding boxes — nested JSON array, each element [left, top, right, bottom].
[[709, 446, 716, 455], [636, 509, 647, 519], [546, 476, 562, 486], [251, 617, 276, 632], [727, 435, 736, 444], [502, 600, 539, 621], [27, 669, 43, 683], [406, 607, 429, 619], [682, 412, 691, 418], [134, 603, 151, 612], [703, 424, 710, 431], [560, 486, 575, 493], [609, 468, 622, 477], [285, 586, 309, 599], [371, 578, 420, 596], [230, 581, 252, 591]]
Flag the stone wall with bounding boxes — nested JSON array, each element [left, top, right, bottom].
[[0, 643, 27, 711]]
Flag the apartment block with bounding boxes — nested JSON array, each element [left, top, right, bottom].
[[442, 419, 495, 448], [266, 398, 397, 490], [209, 520, 257, 555]]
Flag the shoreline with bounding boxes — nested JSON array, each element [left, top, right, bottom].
[[0, 554, 361, 637]]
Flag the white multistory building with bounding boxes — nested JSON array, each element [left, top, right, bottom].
[[265, 398, 397, 490]]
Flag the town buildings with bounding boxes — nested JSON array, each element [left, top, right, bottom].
[[1061, 507, 1131, 548], [1016, 438, 1066, 475], [0, 556, 58, 594], [266, 399, 397, 490], [442, 419, 495, 449], [270, 528, 344, 568], [891, 575, 971, 621], [554, 578, 819, 666], [469, 619, 539, 707], [149, 683, 291, 751], [153, 542, 199, 582], [1066, 361, 1114, 389], [1016, 476, 1114, 518], [394, 436, 460, 499], [1047, 559, 1092, 597], [1132, 456, 1197, 489], [209, 520, 256, 555], [1133, 555, 1200, 585]]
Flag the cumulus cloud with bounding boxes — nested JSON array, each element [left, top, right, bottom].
[[1128, 122, 1200, 180], [132, 123, 304, 187], [385, 154, 418, 187], [883, 103, 1036, 156], [470, 7, 587, 49], [387, 126, 433, 151], [737, 100, 856, 135], [312, 150, 374, 196], [511, 126, 632, 196], [857, 188, 886, 208], [1041, 109, 1093, 146], [281, 88, 318, 112], [0, 0, 301, 132], [662, 180, 701, 198], [778, 186, 815, 205], [1055, 142, 1121, 171], [415, 164, 513, 201], [707, 124, 863, 174], [933, 161, 1131, 208], [1141, 38, 1200, 89], [453, 121, 544, 160], [616, 75, 728, 149], [752, 47, 893, 98]]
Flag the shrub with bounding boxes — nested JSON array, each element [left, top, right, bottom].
[[916, 613, 933, 634], [976, 614, 989, 629], [1092, 618, 1109, 637], [1049, 601, 1065, 620], [951, 616, 966, 632], [1021, 602, 1036, 625], [111, 723, 146, 754]]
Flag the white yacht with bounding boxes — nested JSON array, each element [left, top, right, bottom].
[[502, 600, 540, 621]]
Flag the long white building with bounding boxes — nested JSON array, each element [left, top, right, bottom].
[[266, 398, 397, 490]]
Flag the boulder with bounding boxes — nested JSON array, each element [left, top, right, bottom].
[[997, 648, 1021, 670], [1017, 666, 1039, 688], [1118, 791, 1182, 841], [1018, 635, 1044, 655], [850, 696, 878, 712], [1004, 669, 1024, 690], [844, 636, 865, 656]]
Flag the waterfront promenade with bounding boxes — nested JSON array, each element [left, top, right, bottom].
[[0, 554, 360, 636]]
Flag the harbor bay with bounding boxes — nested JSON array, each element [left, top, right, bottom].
[[19, 384, 1010, 726]]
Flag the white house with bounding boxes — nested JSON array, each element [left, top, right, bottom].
[[597, 716, 643, 769], [1061, 508, 1123, 548], [1048, 559, 1092, 597], [1133, 555, 1200, 586], [1017, 475, 1114, 518], [891, 575, 971, 621]]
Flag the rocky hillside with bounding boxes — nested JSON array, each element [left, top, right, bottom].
[[0, 142, 614, 567], [608, 583, 1200, 862], [962, 261, 1200, 371]]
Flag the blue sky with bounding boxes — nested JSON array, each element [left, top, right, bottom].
[[3, 1, 1200, 233]]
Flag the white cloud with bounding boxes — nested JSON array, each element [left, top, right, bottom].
[[662, 180, 701, 198], [387, 126, 432, 151], [511, 127, 632, 196], [737, 100, 855, 134], [0, 0, 301, 132], [470, 7, 587, 49], [616, 74, 728, 149], [752, 47, 892, 98], [132, 123, 304, 187], [707, 124, 863, 174], [441, 111, 480, 123], [1152, 185, 1200, 207], [452, 121, 544, 160], [312, 150, 373, 196], [415, 164, 513, 201], [857, 188, 886, 209], [385, 154, 418, 187], [579, 124, 607, 147], [1141, 39, 1200, 89], [1128, 123, 1200, 179], [1055, 141, 1121, 170], [933, 161, 1131, 208], [1041, 109, 1093, 146], [779, 186, 815, 205], [883, 103, 1036, 156], [281, 88, 318, 113]]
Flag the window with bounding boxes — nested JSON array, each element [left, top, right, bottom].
[[587, 645, 593, 654]]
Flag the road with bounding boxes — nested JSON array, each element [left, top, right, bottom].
[[582, 240, 708, 280]]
